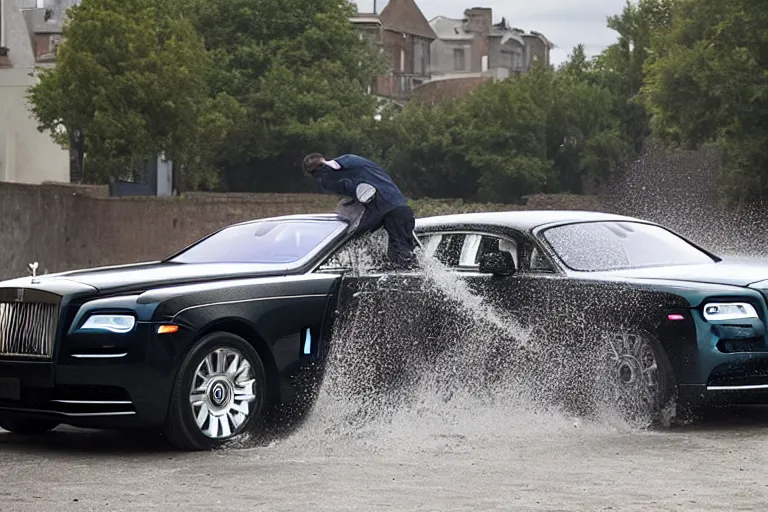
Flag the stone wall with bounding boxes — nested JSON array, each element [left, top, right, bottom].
[[0, 182, 340, 279], [412, 75, 491, 104], [4, 139, 767, 282], [0, 182, 603, 280]]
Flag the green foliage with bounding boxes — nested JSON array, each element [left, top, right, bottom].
[[27, 0, 241, 188], [30, 0, 768, 204], [642, 0, 768, 201], [192, 0, 385, 192], [380, 60, 631, 203], [26, 0, 383, 192]]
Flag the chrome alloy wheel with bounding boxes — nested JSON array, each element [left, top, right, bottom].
[[601, 332, 662, 423], [188, 347, 256, 439], [604, 333, 658, 391]]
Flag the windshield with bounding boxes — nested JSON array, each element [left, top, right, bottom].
[[541, 221, 716, 272], [169, 219, 347, 265]]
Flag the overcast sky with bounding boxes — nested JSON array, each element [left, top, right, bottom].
[[355, 0, 629, 66]]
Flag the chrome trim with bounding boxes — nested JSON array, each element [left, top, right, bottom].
[[0, 406, 136, 417], [51, 400, 133, 405], [138, 274, 338, 303], [702, 302, 759, 322], [707, 384, 768, 391], [60, 411, 136, 417], [172, 294, 328, 319], [71, 353, 128, 359], [0, 300, 59, 359]]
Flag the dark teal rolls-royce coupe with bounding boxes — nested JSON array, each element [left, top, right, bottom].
[[1, 210, 767, 450]]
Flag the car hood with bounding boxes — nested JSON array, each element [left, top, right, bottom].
[[593, 260, 768, 288], [0, 261, 296, 296]]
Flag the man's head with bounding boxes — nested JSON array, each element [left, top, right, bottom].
[[303, 153, 326, 175]]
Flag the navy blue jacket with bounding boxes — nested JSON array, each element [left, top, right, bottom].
[[312, 154, 408, 219]]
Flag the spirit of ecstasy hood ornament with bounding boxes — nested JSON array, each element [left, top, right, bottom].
[[29, 262, 39, 284]]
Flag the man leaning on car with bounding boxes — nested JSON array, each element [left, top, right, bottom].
[[303, 152, 418, 270]]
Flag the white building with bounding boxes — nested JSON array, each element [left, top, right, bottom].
[[0, 0, 71, 184]]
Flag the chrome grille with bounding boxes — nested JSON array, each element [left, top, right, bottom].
[[0, 301, 59, 358]]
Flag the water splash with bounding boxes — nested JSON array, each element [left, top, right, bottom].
[[256, 236, 652, 456]]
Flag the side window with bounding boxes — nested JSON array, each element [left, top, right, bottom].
[[519, 239, 557, 273], [421, 233, 520, 271], [419, 234, 443, 258], [417, 233, 466, 267], [316, 230, 386, 274], [479, 235, 518, 268], [459, 234, 519, 270], [459, 234, 483, 267]]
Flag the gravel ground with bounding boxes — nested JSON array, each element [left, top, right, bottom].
[[0, 404, 767, 512]]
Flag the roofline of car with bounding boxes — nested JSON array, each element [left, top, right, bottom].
[[161, 210, 722, 276]]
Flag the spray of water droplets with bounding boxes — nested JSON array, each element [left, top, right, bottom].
[[251, 234, 658, 457], [245, 142, 768, 454]]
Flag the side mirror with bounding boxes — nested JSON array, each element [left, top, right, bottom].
[[478, 251, 516, 277]]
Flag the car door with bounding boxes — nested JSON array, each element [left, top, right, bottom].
[[313, 231, 439, 395], [417, 228, 558, 326]]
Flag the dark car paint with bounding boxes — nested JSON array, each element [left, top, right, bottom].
[[3, 210, 768, 433], [405, 215, 768, 408], [0, 216, 355, 429]]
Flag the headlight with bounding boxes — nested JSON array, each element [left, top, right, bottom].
[[703, 303, 758, 321], [80, 314, 136, 334]]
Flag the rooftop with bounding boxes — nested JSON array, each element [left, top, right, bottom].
[[377, 0, 437, 40], [2, 0, 36, 68], [428, 12, 553, 48]]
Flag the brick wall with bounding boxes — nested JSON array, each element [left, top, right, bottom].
[[411, 75, 491, 103], [0, 183, 339, 280], [3, 140, 765, 281], [0, 182, 606, 280]]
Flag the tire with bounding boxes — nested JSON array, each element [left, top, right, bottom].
[[165, 331, 268, 451], [594, 328, 676, 427], [0, 416, 59, 435]]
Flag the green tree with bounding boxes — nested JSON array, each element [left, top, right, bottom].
[[192, 0, 386, 192], [642, 0, 768, 201], [381, 97, 480, 200], [380, 58, 629, 203], [27, 0, 241, 189], [589, 0, 674, 155]]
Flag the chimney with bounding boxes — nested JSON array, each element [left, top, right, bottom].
[[463, 7, 492, 35]]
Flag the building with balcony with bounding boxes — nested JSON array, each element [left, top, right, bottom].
[[350, 0, 437, 102], [411, 7, 554, 103]]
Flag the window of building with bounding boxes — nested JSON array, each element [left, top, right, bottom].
[[453, 48, 465, 71], [413, 39, 423, 75]]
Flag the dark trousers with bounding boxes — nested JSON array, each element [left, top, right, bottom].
[[356, 205, 418, 269]]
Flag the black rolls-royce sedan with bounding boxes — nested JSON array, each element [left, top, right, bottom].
[[3, 210, 768, 450]]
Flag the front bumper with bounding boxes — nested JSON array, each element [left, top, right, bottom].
[[667, 300, 768, 406], [0, 322, 178, 429], [0, 362, 172, 429]]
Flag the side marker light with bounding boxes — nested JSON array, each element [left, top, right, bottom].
[[667, 314, 685, 321], [303, 328, 312, 355], [158, 324, 180, 334]]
